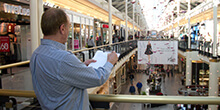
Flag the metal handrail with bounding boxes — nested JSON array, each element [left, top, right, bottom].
[[0, 89, 220, 105], [0, 40, 136, 70], [0, 60, 30, 70]]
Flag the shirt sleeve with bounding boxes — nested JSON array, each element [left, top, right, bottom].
[[57, 53, 113, 89]]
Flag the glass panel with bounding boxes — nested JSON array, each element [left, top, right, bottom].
[[74, 23, 80, 50], [67, 24, 73, 50]]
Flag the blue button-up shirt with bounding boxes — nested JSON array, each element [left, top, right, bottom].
[[30, 39, 113, 110]]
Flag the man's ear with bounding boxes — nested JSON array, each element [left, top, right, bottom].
[[59, 24, 65, 35]]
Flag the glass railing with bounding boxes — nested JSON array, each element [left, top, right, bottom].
[[0, 40, 137, 109], [178, 40, 220, 57]]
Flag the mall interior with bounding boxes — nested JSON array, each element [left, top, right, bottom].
[[0, 0, 220, 110]]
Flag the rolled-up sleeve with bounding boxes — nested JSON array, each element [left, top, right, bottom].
[[57, 53, 113, 89]]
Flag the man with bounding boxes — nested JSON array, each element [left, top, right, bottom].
[[136, 81, 143, 95], [30, 8, 118, 110], [129, 73, 134, 84], [129, 84, 136, 95], [87, 35, 95, 59]]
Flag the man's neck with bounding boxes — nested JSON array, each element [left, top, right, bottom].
[[43, 35, 64, 44]]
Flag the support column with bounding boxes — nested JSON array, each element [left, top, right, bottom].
[[125, 0, 128, 41], [30, 0, 39, 53], [38, 0, 43, 42], [177, 0, 180, 39], [213, 0, 218, 57], [132, 3, 135, 40], [188, 0, 191, 49], [185, 51, 192, 86], [109, 0, 112, 44], [171, 13, 174, 36], [208, 59, 219, 110], [80, 19, 82, 49]]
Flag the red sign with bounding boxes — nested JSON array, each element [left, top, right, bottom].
[[0, 36, 10, 52], [103, 24, 109, 28]]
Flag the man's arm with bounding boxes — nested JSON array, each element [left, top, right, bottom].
[[58, 52, 118, 89]]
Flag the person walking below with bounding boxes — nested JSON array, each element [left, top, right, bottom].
[[129, 73, 134, 84], [166, 67, 170, 77], [170, 65, 174, 77], [87, 35, 95, 59], [136, 81, 143, 95], [129, 84, 136, 95]]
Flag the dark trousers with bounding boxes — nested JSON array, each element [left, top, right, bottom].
[[138, 88, 141, 95], [88, 46, 94, 59]]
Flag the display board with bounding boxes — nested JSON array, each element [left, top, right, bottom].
[[138, 41, 178, 64]]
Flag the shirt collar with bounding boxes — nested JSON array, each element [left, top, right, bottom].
[[41, 39, 65, 50]]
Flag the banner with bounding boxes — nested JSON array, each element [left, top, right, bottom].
[[74, 39, 79, 49], [138, 41, 178, 64], [0, 36, 10, 52]]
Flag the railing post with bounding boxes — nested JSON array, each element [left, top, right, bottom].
[[187, 0, 191, 49], [109, 0, 113, 44], [125, 0, 128, 41]]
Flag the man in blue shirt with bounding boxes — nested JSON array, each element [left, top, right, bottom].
[[129, 84, 136, 95], [136, 81, 143, 95], [30, 8, 118, 110]]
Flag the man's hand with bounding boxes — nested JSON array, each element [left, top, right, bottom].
[[84, 59, 97, 66], [107, 51, 118, 65]]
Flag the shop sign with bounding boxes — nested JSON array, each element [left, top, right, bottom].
[[43, 2, 60, 8], [0, 36, 10, 52], [4, 3, 30, 16], [103, 24, 109, 28], [74, 39, 79, 49]]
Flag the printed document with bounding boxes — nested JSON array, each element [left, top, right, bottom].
[[88, 50, 120, 69]]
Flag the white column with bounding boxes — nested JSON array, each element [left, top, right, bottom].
[[171, 14, 174, 36], [185, 51, 192, 86], [125, 0, 128, 41], [213, 0, 218, 57], [109, 0, 113, 44], [177, 0, 180, 38], [80, 18, 82, 49], [30, 0, 39, 53], [132, 3, 135, 40], [208, 60, 220, 110], [38, 0, 43, 43], [188, 0, 191, 49], [72, 23, 75, 51]]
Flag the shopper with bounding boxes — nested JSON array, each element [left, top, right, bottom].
[[87, 35, 95, 59], [166, 66, 170, 77], [129, 84, 136, 95], [136, 81, 143, 95], [129, 73, 134, 84], [30, 8, 118, 110]]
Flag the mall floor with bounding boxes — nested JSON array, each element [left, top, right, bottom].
[[110, 64, 185, 110], [1, 64, 184, 110]]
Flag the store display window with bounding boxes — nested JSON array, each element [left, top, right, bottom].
[[67, 24, 73, 50], [74, 23, 80, 50]]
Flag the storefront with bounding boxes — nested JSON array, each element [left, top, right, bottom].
[[64, 9, 94, 50], [0, 1, 30, 68]]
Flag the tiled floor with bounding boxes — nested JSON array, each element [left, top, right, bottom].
[[110, 64, 184, 110], [1, 64, 184, 110]]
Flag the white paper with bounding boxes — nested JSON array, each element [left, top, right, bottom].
[[88, 50, 120, 69]]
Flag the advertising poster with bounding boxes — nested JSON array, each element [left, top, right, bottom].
[[74, 39, 79, 49], [0, 36, 10, 52], [138, 41, 178, 64]]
